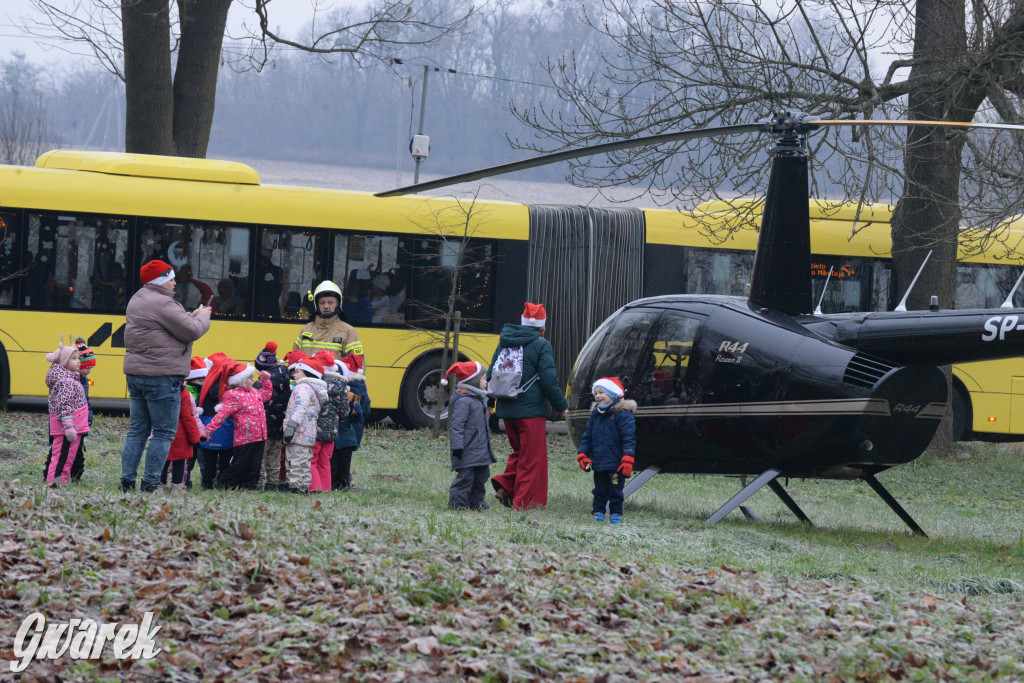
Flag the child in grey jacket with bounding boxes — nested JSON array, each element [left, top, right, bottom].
[[442, 361, 496, 510]]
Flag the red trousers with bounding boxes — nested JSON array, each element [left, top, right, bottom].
[[491, 417, 548, 509], [310, 441, 333, 491]]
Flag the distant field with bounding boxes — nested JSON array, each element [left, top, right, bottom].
[[1, 410, 1023, 680], [233, 156, 696, 208]]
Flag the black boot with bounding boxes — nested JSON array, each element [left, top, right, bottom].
[[119, 479, 136, 493], [139, 481, 158, 493]]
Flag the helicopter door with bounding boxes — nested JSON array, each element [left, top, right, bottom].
[[635, 312, 705, 406]]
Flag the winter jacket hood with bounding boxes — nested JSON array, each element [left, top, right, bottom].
[[497, 324, 543, 348]]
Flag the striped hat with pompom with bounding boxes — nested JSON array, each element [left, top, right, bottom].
[[255, 341, 279, 370]]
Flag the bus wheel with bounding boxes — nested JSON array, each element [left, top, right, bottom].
[[951, 385, 971, 442], [397, 356, 449, 430]]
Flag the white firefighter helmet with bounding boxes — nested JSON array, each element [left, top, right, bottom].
[[313, 280, 343, 304]]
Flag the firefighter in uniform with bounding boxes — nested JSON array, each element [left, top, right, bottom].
[[293, 281, 365, 370]]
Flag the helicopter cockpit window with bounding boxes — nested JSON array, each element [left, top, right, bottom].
[[587, 309, 662, 390], [636, 312, 703, 405]]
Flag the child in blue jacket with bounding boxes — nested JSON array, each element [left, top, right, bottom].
[[332, 357, 370, 490], [576, 377, 637, 524]]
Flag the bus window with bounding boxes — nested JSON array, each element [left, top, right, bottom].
[[403, 237, 495, 332], [333, 234, 400, 325], [810, 257, 867, 312], [23, 212, 129, 312], [139, 220, 252, 318], [0, 211, 18, 307], [685, 248, 753, 296], [871, 262, 891, 311], [256, 228, 326, 321], [955, 263, 1024, 309]]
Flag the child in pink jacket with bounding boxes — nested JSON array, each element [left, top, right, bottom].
[[44, 338, 90, 485], [204, 362, 273, 490]]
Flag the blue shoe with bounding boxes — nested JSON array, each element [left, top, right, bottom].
[[593, 512, 605, 522], [610, 514, 622, 525]]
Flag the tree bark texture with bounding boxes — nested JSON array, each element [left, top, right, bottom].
[[173, 0, 232, 157], [890, 0, 978, 456], [122, 0, 175, 155]]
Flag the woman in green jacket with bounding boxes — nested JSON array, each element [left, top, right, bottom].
[[489, 302, 568, 509]]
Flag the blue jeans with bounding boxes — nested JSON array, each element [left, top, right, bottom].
[[121, 375, 182, 487]]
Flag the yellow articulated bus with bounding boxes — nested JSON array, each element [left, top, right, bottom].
[[1, 150, 1023, 438]]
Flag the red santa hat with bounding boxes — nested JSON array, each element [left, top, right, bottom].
[[313, 350, 339, 373], [521, 302, 547, 328], [285, 350, 324, 379], [339, 353, 365, 380], [187, 356, 211, 380], [198, 353, 234, 407], [140, 259, 176, 286], [592, 376, 624, 400], [227, 362, 257, 387], [440, 361, 485, 386]]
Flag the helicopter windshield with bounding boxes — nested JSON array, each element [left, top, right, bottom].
[[567, 307, 705, 411]]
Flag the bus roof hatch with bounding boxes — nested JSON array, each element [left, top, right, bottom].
[[34, 150, 261, 185]]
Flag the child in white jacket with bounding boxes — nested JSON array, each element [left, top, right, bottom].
[[281, 351, 327, 493]]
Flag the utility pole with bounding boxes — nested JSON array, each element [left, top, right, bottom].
[[413, 65, 430, 184]]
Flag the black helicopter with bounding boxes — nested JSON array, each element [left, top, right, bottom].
[[377, 112, 1024, 536]]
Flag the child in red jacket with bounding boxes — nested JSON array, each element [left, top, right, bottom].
[[204, 362, 273, 490], [162, 386, 203, 493]]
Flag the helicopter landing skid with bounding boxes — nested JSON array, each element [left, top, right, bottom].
[[862, 473, 927, 537], [622, 465, 662, 499], [706, 469, 814, 527]]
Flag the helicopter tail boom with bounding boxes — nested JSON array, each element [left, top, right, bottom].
[[831, 309, 1024, 365]]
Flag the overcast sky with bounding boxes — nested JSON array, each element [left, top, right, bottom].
[[1, 0, 368, 68]]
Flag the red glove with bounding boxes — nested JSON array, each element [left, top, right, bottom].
[[617, 455, 634, 478], [577, 453, 592, 472]]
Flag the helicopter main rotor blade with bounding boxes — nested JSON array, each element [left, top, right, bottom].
[[374, 123, 762, 197], [375, 117, 1024, 198], [813, 119, 1024, 134]]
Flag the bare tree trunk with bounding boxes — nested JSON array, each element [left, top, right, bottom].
[[890, 0, 973, 457], [432, 317, 453, 438], [122, 0, 174, 155], [173, 0, 232, 157]]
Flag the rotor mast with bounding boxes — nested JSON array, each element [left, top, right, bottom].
[[748, 111, 817, 315]]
